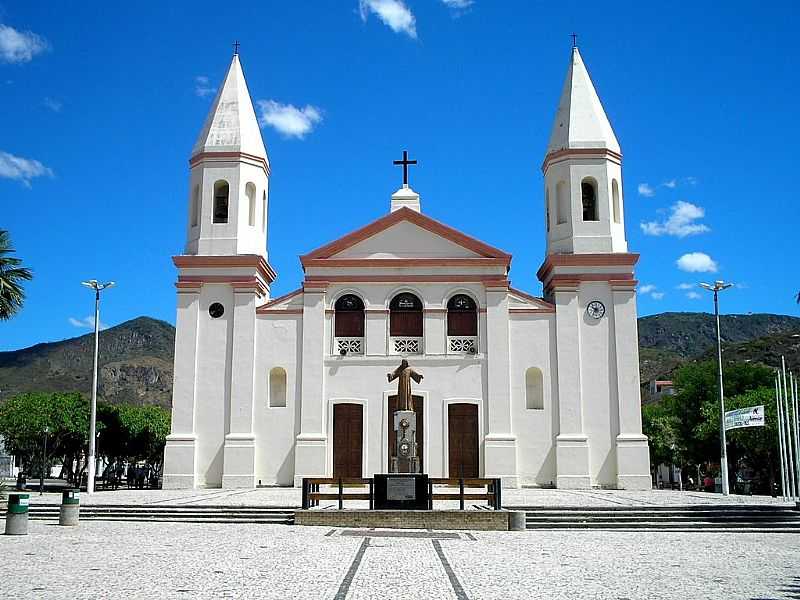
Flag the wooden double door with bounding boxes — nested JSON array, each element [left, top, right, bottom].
[[333, 404, 363, 479], [448, 403, 479, 478]]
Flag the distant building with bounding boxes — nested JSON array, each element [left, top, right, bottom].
[[0, 436, 15, 478], [649, 380, 675, 401]]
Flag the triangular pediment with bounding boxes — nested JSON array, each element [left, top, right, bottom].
[[301, 207, 510, 265], [333, 220, 482, 259]]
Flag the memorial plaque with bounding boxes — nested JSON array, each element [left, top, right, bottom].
[[373, 473, 429, 510], [386, 476, 416, 501]]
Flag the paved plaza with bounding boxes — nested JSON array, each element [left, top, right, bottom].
[[1, 519, 799, 599], [21, 486, 791, 508]]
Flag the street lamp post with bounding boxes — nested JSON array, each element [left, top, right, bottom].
[[39, 426, 49, 496], [700, 280, 733, 496], [81, 279, 115, 494]]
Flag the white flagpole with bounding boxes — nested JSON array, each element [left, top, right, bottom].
[[776, 375, 788, 501], [792, 371, 800, 500], [782, 358, 796, 499]]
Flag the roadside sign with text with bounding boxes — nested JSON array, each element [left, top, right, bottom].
[[725, 406, 765, 431]]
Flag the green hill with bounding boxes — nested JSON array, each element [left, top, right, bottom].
[[0, 317, 174, 407]]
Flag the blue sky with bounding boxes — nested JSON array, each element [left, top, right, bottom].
[[2, 1, 798, 351]]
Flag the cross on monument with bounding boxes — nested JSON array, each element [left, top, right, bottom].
[[233, 40, 240, 55], [393, 150, 417, 186], [571, 33, 577, 48]]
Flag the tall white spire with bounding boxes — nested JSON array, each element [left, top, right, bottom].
[[192, 54, 268, 163], [546, 47, 620, 155]]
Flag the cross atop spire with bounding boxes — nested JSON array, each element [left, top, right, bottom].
[[393, 150, 417, 186], [571, 33, 577, 48], [233, 40, 240, 56]]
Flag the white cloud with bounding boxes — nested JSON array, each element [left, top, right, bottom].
[[677, 252, 718, 273], [685, 176, 698, 186], [676, 283, 694, 290], [43, 97, 62, 112], [637, 183, 655, 197], [194, 75, 216, 98], [68, 316, 108, 330], [638, 284, 664, 300], [0, 24, 49, 64], [257, 100, 323, 139], [640, 200, 710, 237], [0, 151, 53, 186], [441, 0, 474, 11], [359, 0, 417, 38], [686, 291, 702, 300], [662, 179, 677, 188]]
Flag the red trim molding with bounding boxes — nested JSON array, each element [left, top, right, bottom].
[[301, 257, 509, 269], [303, 275, 510, 286], [537, 253, 639, 283], [541, 147, 622, 173], [189, 151, 271, 176], [173, 254, 277, 284]]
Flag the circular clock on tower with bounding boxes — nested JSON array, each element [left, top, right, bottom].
[[586, 301, 605, 320]]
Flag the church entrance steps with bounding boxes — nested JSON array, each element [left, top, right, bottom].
[[2, 504, 296, 525], [506, 504, 800, 532]]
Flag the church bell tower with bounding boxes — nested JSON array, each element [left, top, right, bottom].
[[538, 44, 651, 490], [185, 51, 271, 258], [163, 50, 276, 490]]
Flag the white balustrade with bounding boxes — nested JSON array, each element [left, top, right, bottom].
[[335, 337, 364, 355], [390, 336, 423, 355], [447, 336, 478, 354]]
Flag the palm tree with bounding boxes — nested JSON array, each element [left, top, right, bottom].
[[0, 229, 33, 320]]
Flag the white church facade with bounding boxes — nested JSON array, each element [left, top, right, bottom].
[[163, 46, 651, 490]]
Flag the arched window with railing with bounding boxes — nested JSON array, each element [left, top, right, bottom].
[[334, 294, 365, 355], [389, 292, 423, 354], [213, 180, 229, 224], [447, 294, 478, 354]]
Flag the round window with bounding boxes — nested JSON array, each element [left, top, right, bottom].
[[209, 302, 225, 318]]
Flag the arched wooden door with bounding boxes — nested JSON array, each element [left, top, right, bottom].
[[333, 404, 363, 478], [448, 403, 479, 478]]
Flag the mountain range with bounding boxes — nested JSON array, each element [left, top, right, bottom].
[[1, 312, 798, 408]]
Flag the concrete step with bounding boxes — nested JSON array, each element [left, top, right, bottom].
[[525, 515, 800, 522], [509, 504, 797, 512], [1, 504, 295, 524], [525, 521, 800, 530]]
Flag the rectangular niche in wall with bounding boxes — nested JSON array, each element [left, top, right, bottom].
[[525, 367, 544, 410], [269, 367, 287, 408]]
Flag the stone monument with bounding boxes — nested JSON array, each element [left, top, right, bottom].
[[387, 360, 423, 474]]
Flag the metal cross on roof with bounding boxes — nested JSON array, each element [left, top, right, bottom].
[[571, 33, 577, 48], [393, 150, 417, 186], [233, 40, 240, 55]]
